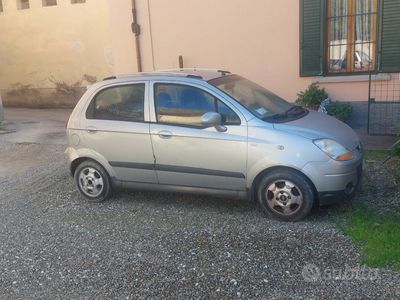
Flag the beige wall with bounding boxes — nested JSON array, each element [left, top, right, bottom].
[[107, 0, 138, 75], [0, 0, 113, 106], [108, 0, 381, 102]]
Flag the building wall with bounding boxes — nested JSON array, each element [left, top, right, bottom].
[[108, 0, 384, 103], [0, 0, 114, 107], [0, 0, 392, 108]]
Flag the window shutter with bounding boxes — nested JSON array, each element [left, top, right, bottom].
[[379, 0, 400, 72], [300, 0, 325, 77]]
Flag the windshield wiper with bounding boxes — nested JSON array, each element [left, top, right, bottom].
[[285, 105, 304, 115], [262, 105, 306, 122]]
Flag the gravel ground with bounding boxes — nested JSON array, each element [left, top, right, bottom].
[[357, 154, 400, 214], [0, 108, 399, 299], [0, 142, 399, 299]]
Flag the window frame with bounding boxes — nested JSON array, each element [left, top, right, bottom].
[[151, 81, 242, 129], [17, 0, 30, 10], [86, 82, 147, 123], [299, 0, 389, 77], [325, 0, 379, 75], [42, 0, 57, 7]]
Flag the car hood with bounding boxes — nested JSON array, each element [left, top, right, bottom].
[[273, 110, 360, 150]]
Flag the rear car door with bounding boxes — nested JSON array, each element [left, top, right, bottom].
[[149, 81, 247, 191], [81, 81, 157, 183]]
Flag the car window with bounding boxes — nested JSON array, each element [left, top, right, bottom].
[[210, 75, 292, 120], [86, 84, 145, 122], [217, 100, 241, 125], [154, 83, 240, 127]]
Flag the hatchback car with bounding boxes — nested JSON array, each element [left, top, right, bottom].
[[66, 69, 363, 221]]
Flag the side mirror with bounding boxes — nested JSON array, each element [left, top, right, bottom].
[[201, 112, 227, 132]]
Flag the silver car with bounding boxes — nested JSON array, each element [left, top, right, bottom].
[[66, 69, 363, 221]]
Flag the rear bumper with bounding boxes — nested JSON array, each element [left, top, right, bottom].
[[65, 147, 77, 175]]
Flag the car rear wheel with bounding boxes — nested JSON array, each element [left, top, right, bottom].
[[74, 160, 112, 202], [257, 169, 314, 221]]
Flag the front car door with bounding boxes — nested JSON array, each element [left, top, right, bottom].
[[81, 81, 157, 183], [149, 81, 247, 191]]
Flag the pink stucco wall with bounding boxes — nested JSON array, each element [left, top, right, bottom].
[[108, 0, 389, 102]]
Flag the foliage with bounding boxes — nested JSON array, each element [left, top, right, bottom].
[[394, 123, 400, 156], [340, 206, 400, 270], [327, 101, 352, 121], [296, 82, 328, 108], [395, 164, 400, 184]]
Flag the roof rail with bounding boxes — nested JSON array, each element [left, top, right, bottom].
[[217, 70, 231, 76], [103, 76, 117, 81], [186, 74, 203, 79]]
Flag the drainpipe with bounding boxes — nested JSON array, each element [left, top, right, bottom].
[[131, 0, 142, 72]]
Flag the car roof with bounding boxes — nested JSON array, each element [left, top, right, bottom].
[[102, 68, 230, 82]]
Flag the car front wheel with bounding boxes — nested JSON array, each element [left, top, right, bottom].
[[257, 169, 314, 221]]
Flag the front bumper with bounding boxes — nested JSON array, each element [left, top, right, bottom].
[[302, 157, 363, 206]]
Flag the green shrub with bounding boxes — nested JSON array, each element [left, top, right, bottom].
[[296, 82, 328, 108], [327, 101, 352, 122]]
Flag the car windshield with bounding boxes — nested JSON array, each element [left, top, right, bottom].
[[209, 75, 299, 121]]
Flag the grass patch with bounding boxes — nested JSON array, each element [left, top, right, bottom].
[[364, 149, 391, 160], [339, 206, 400, 270]]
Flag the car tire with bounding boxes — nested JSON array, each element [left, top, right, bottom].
[[256, 169, 314, 222], [74, 160, 113, 202]]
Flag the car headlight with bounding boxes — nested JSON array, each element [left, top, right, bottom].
[[313, 139, 354, 161]]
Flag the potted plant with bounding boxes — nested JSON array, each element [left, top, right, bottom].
[[296, 82, 328, 110]]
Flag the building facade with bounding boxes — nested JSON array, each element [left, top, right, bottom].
[[1, 0, 399, 129]]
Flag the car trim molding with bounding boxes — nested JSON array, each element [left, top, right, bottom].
[[109, 161, 245, 178]]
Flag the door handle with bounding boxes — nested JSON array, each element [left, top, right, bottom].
[[86, 126, 98, 134], [158, 130, 173, 139]]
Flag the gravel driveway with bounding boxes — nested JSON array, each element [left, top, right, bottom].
[[0, 109, 399, 299]]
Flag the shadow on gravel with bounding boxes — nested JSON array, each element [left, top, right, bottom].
[[98, 189, 352, 222]]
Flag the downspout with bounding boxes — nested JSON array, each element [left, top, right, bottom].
[[131, 0, 142, 72]]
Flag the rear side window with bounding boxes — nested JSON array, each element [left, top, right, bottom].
[[86, 84, 145, 122], [154, 83, 240, 127]]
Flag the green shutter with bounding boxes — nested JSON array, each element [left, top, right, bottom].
[[379, 0, 400, 72], [300, 0, 325, 77]]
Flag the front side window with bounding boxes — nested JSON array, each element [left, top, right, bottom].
[[87, 84, 145, 122], [327, 0, 377, 73], [154, 83, 240, 127]]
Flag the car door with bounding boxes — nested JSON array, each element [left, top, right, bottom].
[[81, 81, 157, 183], [149, 81, 247, 191]]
